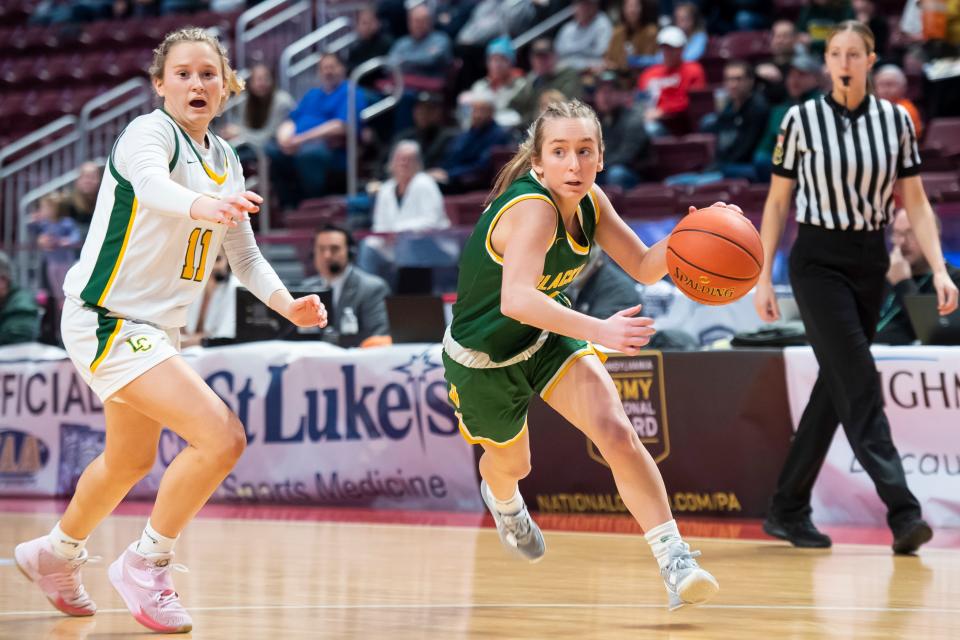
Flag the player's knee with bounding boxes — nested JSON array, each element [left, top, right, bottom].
[[203, 414, 246, 468], [489, 448, 532, 479], [104, 452, 155, 484], [594, 416, 639, 456], [219, 414, 247, 465]]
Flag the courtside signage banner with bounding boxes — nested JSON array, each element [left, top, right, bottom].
[[784, 346, 960, 528], [0, 343, 482, 511]]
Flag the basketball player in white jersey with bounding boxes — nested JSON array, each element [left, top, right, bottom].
[[13, 28, 327, 634]]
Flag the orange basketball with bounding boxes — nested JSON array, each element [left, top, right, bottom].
[[666, 206, 764, 306]]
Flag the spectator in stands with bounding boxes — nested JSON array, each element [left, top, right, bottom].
[[388, 3, 454, 79], [756, 20, 808, 105], [181, 251, 239, 347], [604, 0, 659, 72], [852, 0, 888, 57], [537, 89, 569, 117], [637, 26, 706, 135], [372, 141, 450, 233], [29, 0, 78, 25], [702, 0, 771, 34], [62, 162, 101, 229], [159, 0, 204, 16], [456, 0, 536, 46], [592, 71, 650, 189], [876, 209, 960, 345], [345, 6, 395, 76], [27, 193, 81, 312], [555, 0, 614, 71], [431, 0, 474, 41], [268, 54, 367, 208], [466, 37, 523, 130], [0, 251, 40, 346], [567, 251, 642, 320], [509, 38, 584, 124], [874, 65, 923, 137], [700, 60, 770, 181], [301, 223, 390, 347], [430, 90, 512, 194], [796, 0, 854, 55], [673, 2, 707, 61], [220, 64, 295, 155], [753, 53, 823, 181], [391, 92, 458, 173], [111, 0, 158, 19]]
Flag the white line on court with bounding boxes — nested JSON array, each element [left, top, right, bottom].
[[1, 602, 959, 618]]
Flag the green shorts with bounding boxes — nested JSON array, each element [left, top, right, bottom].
[[442, 333, 602, 447]]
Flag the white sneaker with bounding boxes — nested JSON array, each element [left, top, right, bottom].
[[14, 536, 98, 616], [660, 541, 719, 611], [480, 481, 546, 562]]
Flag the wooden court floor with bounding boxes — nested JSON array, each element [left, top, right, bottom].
[[1, 508, 959, 639]]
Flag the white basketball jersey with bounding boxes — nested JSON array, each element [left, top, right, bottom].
[[64, 109, 246, 329]]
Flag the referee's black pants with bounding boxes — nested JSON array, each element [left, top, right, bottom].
[[772, 224, 922, 532]]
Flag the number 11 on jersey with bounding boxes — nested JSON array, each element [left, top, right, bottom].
[[181, 227, 213, 281]]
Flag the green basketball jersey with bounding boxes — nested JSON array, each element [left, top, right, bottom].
[[449, 171, 600, 363]]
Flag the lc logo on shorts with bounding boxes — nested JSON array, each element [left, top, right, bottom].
[[126, 336, 154, 353], [588, 352, 670, 468]]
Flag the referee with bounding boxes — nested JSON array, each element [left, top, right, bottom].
[[754, 21, 959, 554]]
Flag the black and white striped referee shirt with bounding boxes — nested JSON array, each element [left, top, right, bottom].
[[771, 93, 921, 231]]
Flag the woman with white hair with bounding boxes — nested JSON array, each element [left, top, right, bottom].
[[372, 140, 450, 233], [874, 64, 923, 136]]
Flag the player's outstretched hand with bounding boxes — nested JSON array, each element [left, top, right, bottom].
[[688, 201, 744, 216], [596, 304, 656, 355], [285, 293, 328, 328], [190, 191, 263, 227], [933, 271, 959, 316]]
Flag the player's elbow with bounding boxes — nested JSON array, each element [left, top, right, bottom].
[[500, 289, 528, 322]]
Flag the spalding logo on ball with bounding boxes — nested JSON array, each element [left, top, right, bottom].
[[666, 206, 763, 305]]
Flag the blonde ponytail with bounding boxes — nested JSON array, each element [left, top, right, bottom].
[[486, 99, 604, 206]]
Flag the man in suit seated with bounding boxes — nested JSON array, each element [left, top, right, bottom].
[[301, 223, 391, 347], [875, 208, 960, 345]]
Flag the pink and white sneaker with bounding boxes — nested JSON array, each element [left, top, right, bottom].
[[108, 544, 192, 634], [14, 536, 98, 616]]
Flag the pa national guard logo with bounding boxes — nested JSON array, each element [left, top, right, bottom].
[[589, 352, 670, 467], [772, 133, 785, 166]]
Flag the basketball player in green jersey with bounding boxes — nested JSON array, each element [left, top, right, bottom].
[[444, 100, 729, 610]]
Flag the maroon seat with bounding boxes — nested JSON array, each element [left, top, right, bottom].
[[720, 31, 771, 63], [618, 186, 678, 218], [686, 89, 716, 132], [650, 138, 713, 180], [923, 118, 960, 157], [444, 192, 488, 227]]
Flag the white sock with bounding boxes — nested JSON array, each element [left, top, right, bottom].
[[645, 519, 682, 570], [486, 484, 524, 515], [48, 521, 87, 560], [135, 520, 178, 556]]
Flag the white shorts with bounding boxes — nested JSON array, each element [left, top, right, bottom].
[[61, 297, 181, 401]]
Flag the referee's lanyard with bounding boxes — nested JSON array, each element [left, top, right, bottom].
[[876, 273, 933, 332]]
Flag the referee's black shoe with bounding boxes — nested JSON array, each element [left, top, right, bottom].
[[892, 519, 933, 555], [763, 514, 832, 548]]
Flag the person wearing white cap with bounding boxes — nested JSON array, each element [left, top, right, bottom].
[[636, 25, 706, 136]]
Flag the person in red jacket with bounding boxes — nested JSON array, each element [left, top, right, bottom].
[[637, 26, 706, 135]]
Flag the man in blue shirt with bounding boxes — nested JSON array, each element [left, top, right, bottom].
[[427, 90, 511, 194], [268, 54, 367, 207]]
